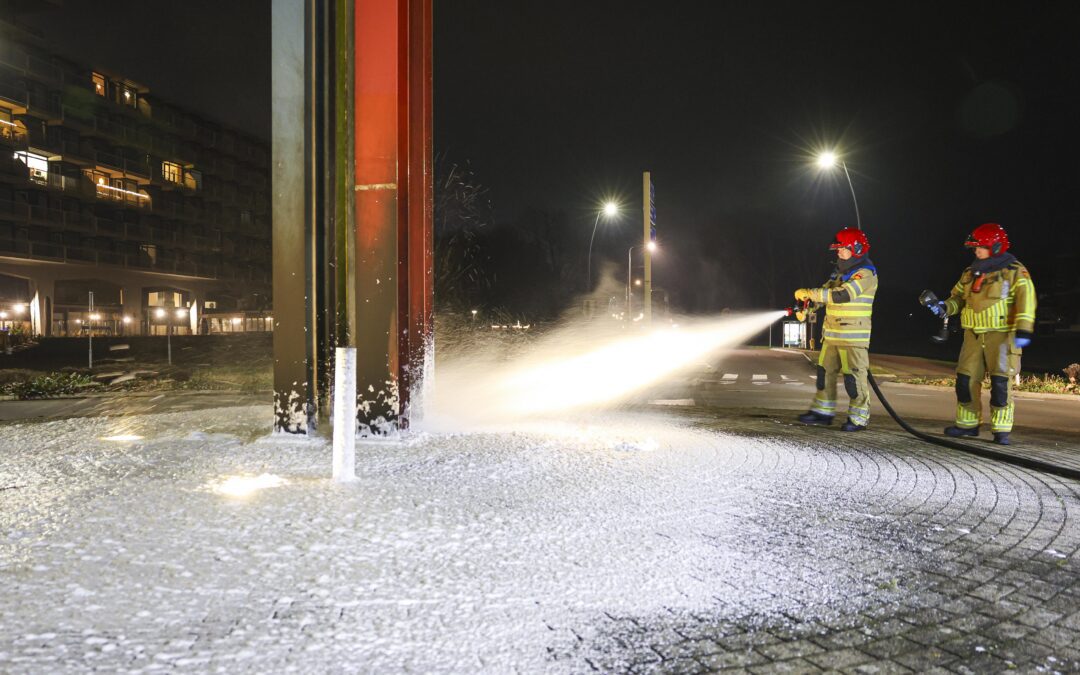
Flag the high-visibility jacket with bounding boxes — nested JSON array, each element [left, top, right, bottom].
[[807, 262, 878, 347], [944, 260, 1036, 333]]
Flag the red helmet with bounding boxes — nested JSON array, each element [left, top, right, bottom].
[[965, 222, 1010, 255], [829, 227, 870, 257]]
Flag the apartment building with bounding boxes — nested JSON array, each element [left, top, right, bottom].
[[0, 17, 271, 338]]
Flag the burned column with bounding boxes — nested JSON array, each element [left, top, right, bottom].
[[271, 0, 432, 435]]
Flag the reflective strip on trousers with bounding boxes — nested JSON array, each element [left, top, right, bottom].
[[955, 404, 980, 429], [991, 401, 1015, 433], [848, 405, 870, 426]]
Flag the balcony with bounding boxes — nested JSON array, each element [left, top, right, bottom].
[[45, 173, 97, 199], [95, 150, 123, 170], [93, 152, 150, 179], [26, 91, 61, 121], [26, 56, 63, 83], [0, 81, 27, 110], [0, 122, 28, 148]]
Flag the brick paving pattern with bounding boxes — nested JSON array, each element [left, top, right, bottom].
[[1, 406, 1078, 673]]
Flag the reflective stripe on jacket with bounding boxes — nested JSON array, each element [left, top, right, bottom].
[[808, 265, 878, 347], [943, 261, 1036, 334]]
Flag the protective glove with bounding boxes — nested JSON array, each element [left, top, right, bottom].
[[1013, 330, 1033, 349], [793, 289, 812, 302], [928, 301, 947, 318]]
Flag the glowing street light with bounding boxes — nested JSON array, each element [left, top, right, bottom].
[[815, 149, 861, 230], [586, 201, 620, 291]]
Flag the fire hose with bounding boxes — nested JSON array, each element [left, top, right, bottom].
[[785, 302, 1080, 482]]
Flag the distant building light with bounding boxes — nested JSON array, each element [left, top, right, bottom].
[[175, 309, 187, 318], [154, 308, 166, 319], [89, 313, 101, 321], [231, 317, 242, 325], [95, 181, 149, 199], [122, 316, 132, 324], [0, 311, 7, 319]]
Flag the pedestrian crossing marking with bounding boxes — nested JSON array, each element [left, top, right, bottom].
[[703, 373, 808, 386]]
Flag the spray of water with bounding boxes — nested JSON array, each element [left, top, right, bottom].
[[425, 310, 786, 430]]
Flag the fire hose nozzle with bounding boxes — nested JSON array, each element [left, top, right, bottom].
[[919, 290, 950, 343], [918, 289, 940, 308]]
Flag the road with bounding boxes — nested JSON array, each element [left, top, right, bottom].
[[2, 349, 1077, 435], [648, 347, 1080, 434]]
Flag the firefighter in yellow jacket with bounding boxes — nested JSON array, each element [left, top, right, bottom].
[[924, 223, 1036, 445], [795, 227, 878, 431]]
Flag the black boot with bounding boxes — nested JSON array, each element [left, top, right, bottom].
[[944, 426, 978, 438], [992, 432, 1011, 445], [797, 411, 834, 426], [840, 419, 866, 432]]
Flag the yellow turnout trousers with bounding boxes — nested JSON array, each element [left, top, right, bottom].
[[810, 342, 871, 426], [954, 329, 1020, 433]]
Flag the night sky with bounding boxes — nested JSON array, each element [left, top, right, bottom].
[[22, 1, 1080, 322]]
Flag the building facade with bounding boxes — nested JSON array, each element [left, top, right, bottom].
[[0, 17, 271, 338]]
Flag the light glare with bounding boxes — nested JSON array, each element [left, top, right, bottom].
[[817, 151, 838, 169], [211, 474, 288, 498], [603, 201, 618, 217]]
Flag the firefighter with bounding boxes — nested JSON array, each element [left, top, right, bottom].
[[795, 227, 878, 431], [924, 223, 1036, 445]]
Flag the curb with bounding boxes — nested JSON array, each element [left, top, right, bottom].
[[882, 380, 1080, 402]]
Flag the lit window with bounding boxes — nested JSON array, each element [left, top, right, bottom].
[[120, 85, 137, 107], [140, 244, 157, 264], [162, 161, 182, 184], [92, 72, 106, 97], [0, 108, 17, 140], [14, 151, 48, 183]]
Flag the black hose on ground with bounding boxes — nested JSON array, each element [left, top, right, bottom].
[[866, 372, 1080, 482]]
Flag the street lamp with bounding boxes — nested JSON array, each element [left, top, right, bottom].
[[586, 201, 619, 291], [816, 150, 861, 230], [627, 241, 658, 321]]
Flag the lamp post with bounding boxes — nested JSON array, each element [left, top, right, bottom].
[[626, 241, 657, 322], [586, 201, 619, 291], [816, 151, 861, 230]]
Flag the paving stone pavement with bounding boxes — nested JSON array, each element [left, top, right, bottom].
[[1, 405, 1078, 673], [544, 410, 1080, 673]]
